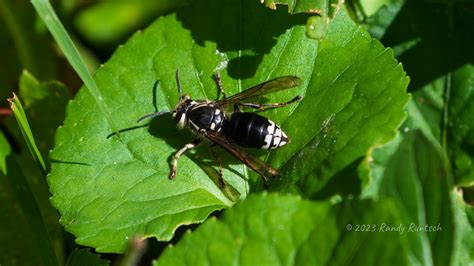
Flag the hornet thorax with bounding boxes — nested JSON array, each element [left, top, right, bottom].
[[172, 95, 226, 133]]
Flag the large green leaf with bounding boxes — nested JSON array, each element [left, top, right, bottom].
[[49, 0, 408, 253], [361, 130, 455, 265], [155, 193, 409, 265], [269, 4, 410, 195]]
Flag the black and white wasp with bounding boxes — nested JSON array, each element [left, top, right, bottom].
[[138, 71, 302, 186]]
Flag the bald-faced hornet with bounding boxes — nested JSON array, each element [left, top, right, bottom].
[[138, 71, 302, 187]]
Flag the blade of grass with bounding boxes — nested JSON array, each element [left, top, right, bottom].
[[8, 93, 46, 175], [30, 0, 119, 134]]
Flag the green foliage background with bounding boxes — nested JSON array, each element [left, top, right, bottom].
[[0, 0, 472, 265]]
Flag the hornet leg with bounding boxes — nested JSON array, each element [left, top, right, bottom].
[[214, 72, 227, 99], [209, 144, 226, 189], [169, 139, 202, 179]]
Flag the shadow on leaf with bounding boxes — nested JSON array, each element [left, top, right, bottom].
[[175, 0, 309, 79], [381, 0, 474, 91]]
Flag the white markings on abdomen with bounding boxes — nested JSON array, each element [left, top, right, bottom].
[[261, 119, 289, 150]]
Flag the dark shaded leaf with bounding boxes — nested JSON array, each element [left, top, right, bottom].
[[0, 131, 59, 265], [66, 248, 109, 266]]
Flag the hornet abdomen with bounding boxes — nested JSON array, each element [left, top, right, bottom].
[[224, 112, 289, 150]]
